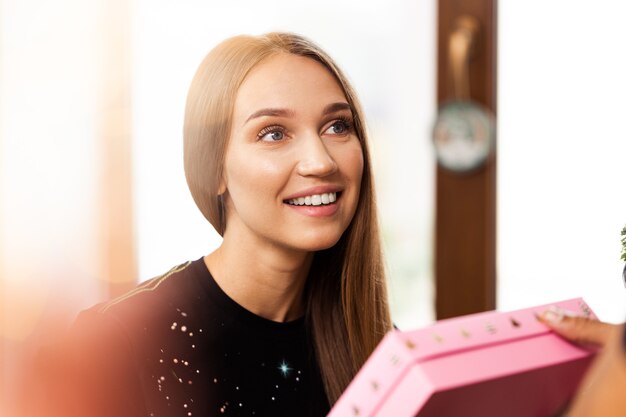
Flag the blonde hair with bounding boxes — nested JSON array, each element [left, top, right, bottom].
[[183, 32, 392, 404]]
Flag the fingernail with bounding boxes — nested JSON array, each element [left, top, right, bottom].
[[541, 306, 572, 324], [540, 306, 578, 325]]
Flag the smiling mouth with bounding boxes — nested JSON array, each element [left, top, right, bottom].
[[284, 192, 340, 206]]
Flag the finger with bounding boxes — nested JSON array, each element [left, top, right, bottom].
[[539, 308, 615, 347]]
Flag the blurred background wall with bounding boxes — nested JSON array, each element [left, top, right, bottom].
[[497, 1, 626, 318], [0, 1, 136, 414], [1, 0, 625, 415]]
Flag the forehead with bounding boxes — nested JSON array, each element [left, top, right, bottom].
[[232, 53, 348, 120]]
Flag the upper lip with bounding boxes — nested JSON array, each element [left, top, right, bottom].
[[283, 185, 343, 201]]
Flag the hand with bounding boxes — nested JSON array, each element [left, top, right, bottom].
[[539, 307, 626, 417], [538, 307, 617, 347]]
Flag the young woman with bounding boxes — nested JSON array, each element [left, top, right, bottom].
[[56, 32, 392, 417]]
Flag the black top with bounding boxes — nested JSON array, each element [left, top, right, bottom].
[[56, 258, 330, 417]]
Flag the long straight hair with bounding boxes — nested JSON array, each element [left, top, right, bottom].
[[183, 32, 392, 404]]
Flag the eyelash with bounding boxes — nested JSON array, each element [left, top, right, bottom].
[[257, 125, 286, 142]]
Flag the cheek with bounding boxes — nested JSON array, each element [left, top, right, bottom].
[[336, 141, 365, 186], [223, 147, 290, 202]]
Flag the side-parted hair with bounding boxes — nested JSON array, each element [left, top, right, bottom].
[[183, 32, 392, 404]]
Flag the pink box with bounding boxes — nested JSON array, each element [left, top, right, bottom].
[[328, 298, 597, 417]]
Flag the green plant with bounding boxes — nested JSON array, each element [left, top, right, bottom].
[[621, 225, 626, 262]]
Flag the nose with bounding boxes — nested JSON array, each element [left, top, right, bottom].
[[295, 134, 338, 177]]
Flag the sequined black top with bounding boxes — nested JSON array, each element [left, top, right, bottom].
[[57, 258, 330, 417]]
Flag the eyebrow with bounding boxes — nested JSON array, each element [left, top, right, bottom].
[[321, 102, 352, 115], [245, 108, 295, 124], [244, 102, 352, 124]]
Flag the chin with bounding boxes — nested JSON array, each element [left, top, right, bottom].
[[290, 233, 343, 253]]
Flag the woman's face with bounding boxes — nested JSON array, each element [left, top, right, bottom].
[[221, 52, 364, 253]]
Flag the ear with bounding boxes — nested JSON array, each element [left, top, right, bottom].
[[217, 174, 227, 196]]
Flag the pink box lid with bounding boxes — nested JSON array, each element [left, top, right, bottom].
[[328, 298, 597, 417]]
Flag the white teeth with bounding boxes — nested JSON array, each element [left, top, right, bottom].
[[286, 192, 337, 206]]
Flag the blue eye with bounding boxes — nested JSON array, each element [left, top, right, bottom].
[[257, 127, 285, 142], [324, 119, 352, 136], [332, 122, 347, 134]]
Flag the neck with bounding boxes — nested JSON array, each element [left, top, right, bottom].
[[204, 230, 313, 323]]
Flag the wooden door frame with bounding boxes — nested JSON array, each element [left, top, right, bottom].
[[435, 0, 497, 319]]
